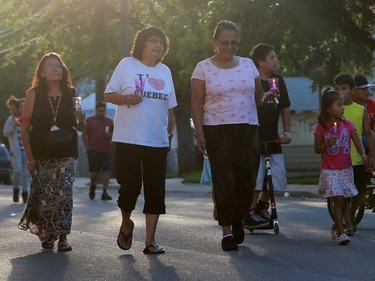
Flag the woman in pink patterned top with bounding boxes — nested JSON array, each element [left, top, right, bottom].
[[191, 20, 273, 251], [314, 88, 366, 245]]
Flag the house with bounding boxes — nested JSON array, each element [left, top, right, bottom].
[[279, 77, 321, 172]]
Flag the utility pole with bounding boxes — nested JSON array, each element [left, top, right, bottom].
[[120, 0, 130, 58]]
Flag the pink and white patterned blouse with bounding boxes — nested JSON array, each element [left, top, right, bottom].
[[192, 57, 259, 125]]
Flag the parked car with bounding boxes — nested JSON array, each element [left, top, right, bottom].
[[0, 144, 12, 185]]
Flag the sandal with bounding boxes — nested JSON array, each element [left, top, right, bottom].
[[41, 240, 54, 249], [58, 240, 72, 252], [143, 242, 165, 255], [117, 220, 134, 250]]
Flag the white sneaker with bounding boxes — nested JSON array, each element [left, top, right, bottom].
[[338, 234, 351, 245]]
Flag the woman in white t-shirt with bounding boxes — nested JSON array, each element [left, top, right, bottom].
[[191, 20, 273, 251], [105, 26, 177, 255]]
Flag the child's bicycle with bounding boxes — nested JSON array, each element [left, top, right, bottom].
[[327, 171, 375, 226], [245, 140, 280, 234]]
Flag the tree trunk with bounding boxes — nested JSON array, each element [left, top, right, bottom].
[[120, 0, 130, 57], [95, 77, 105, 102], [174, 99, 202, 175]]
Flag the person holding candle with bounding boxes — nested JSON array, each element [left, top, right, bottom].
[[18, 52, 86, 251], [333, 74, 375, 235], [105, 26, 176, 254], [244, 43, 291, 228], [314, 88, 366, 245], [82, 101, 114, 201], [191, 21, 274, 251]]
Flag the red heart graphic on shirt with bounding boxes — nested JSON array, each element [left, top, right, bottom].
[[148, 77, 165, 90]]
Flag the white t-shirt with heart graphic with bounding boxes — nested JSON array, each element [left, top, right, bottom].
[[105, 57, 177, 147]]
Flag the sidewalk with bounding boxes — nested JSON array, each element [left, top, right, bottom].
[[74, 177, 320, 198]]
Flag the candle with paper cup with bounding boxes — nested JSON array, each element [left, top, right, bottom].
[[72, 97, 82, 123], [269, 78, 278, 90], [332, 122, 338, 136], [267, 78, 279, 105], [72, 97, 82, 110]]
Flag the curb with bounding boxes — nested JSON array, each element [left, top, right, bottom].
[[73, 178, 319, 198]]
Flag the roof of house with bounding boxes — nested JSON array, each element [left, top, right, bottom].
[[284, 77, 319, 112]]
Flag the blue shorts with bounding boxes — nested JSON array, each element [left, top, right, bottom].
[[87, 150, 112, 172]]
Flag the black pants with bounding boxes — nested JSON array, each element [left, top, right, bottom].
[[115, 142, 168, 214], [204, 124, 259, 226], [352, 165, 366, 209]]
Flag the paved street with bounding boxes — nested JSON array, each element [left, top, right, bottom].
[[1, 179, 375, 281]]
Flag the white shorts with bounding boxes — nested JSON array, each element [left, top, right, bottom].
[[255, 153, 287, 191]]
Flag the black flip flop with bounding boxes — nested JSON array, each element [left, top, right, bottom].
[[143, 243, 165, 254], [117, 220, 134, 250]]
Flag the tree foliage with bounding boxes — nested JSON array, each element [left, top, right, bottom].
[[0, 0, 374, 172]]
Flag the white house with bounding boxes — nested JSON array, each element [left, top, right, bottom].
[[281, 77, 321, 172]]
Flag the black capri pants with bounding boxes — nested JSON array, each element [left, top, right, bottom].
[[115, 142, 168, 214], [204, 124, 260, 226]]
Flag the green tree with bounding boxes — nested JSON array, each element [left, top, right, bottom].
[[1, 0, 374, 172]]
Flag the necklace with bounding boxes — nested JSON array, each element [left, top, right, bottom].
[[47, 95, 62, 125], [49, 96, 60, 101]]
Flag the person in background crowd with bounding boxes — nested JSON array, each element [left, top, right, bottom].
[[352, 74, 375, 155], [105, 26, 177, 254], [82, 101, 114, 201], [3, 96, 30, 203], [244, 43, 291, 229], [333, 73, 375, 234], [18, 52, 86, 251]]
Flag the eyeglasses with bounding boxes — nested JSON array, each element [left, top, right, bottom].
[[147, 38, 165, 46], [44, 65, 63, 71], [218, 41, 239, 47]]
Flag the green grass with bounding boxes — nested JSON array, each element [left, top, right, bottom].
[[180, 171, 202, 183], [179, 171, 319, 185], [287, 177, 318, 185]]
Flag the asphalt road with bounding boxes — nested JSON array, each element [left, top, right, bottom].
[[0, 181, 375, 281]]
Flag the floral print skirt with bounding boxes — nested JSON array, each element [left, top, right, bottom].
[[318, 167, 358, 198], [18, 157, 76, 242]]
